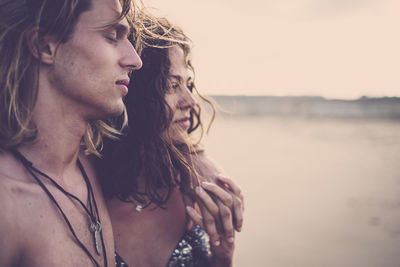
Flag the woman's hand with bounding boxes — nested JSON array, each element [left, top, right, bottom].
[[214, 175, 245, 232], [188, 150, 244, 232], [186, 176, 244, 266]]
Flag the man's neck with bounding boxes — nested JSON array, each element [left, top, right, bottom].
[[18, 83, 91, 179], [18, 120, 87, 180]]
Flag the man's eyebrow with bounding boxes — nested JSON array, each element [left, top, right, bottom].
[[112, 22, 131, 35], [100, 21, 131, 36]]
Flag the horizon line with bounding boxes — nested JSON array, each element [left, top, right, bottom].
[[206, 94, 400, 101]]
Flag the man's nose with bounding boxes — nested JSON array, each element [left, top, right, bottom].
[[120, 41, 143, 71]]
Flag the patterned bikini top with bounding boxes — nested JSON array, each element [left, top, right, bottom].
[[115, 224, 211, 267]]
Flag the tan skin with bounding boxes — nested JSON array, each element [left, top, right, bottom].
[[0, 0, 142, 266], [107, 46, 244, 267]]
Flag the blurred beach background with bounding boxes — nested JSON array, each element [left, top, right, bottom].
[[204, 96, 400, 267], [143, 0, 400, 266]]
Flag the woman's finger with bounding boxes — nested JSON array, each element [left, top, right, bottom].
[[231, 195, 244, 232], [201, 182, 233, 208], [215, 199, 235, 243], [186, 206, 204, 229], [196, 186, 232, 246], [197, 201, 221, 247], [216, 175, 243, 200], [216, 175, 245, 231], [203, 179, 244, 232], [195, 186, 220, 218], [196, 185, 235, 243]]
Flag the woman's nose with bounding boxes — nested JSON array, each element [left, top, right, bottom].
[[179, 87, 197, 109]]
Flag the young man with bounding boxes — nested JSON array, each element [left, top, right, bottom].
[[0, 0, 142, 266]]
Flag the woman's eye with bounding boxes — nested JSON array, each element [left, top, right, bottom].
[[171, 83, 180, 90]]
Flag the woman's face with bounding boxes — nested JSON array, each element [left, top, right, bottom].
[[165, 46, 197, 143]]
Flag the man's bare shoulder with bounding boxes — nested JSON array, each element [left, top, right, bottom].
[[0, 152, 39, 205], [0, 183, 22, 266], [0, 151, 49, 214], [0, 150, 28, 199], [0, 151, 43, 265], [0, 153, 24, 266], [0, 151, 31, 182]]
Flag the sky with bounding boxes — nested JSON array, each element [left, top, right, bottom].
[[143, 0, 400, 99]]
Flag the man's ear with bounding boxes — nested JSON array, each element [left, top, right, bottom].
[[26, 28, 58, 65]]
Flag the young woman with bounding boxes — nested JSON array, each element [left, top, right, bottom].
[[97, 16, 244, 267]]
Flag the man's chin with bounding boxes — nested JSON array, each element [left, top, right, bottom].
[[110, 106, 125, 117], [86, 102, 126, 122], [105, 100, 126, 116]]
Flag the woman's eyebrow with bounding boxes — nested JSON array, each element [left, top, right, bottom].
[[170, 75, 194, 82], [169, 75, 182, 82]]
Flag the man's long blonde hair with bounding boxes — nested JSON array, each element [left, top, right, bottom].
[[0, 0, 133, 156]]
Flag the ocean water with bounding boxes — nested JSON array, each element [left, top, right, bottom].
[[203, 116, 400, 267]]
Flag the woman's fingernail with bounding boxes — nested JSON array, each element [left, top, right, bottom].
[[196, 186, 202, 194], [214, 240, 220, 246], [186, 206, 193, 212], [201, 181, 208, 187], [227, 237, 234, 243]]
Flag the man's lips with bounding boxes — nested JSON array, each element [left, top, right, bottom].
[[116, 79, 130, 86], [116, 79, 130, 95]]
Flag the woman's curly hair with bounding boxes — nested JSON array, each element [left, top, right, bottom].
[[97, 13, 215, 207]]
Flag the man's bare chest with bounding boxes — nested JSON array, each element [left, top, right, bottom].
[[12, 186, 113, 267]]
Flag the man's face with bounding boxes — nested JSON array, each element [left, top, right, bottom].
[[49, 0, 142, 120]]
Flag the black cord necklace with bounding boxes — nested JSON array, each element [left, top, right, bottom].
[[12, 150, 108, 267]]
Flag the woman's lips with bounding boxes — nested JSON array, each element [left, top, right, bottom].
[[174, 117, 190, 129]]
